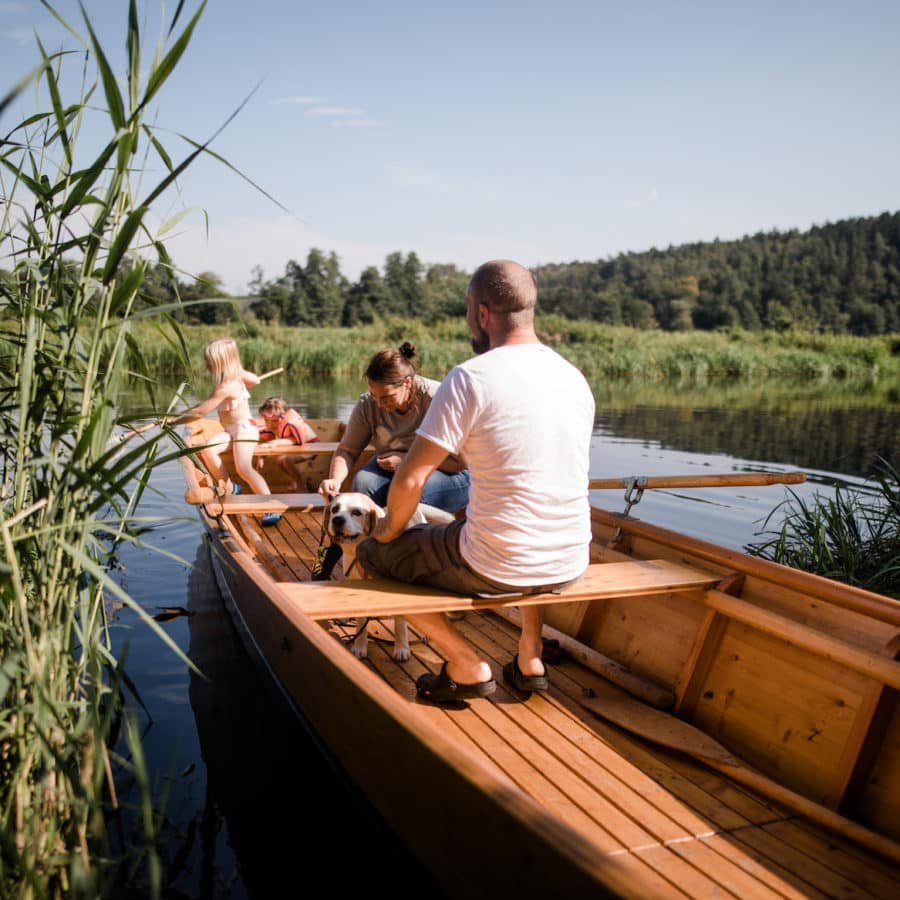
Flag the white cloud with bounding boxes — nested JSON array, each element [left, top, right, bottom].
[[270, 95, 328, 105], [2, 25, 31, 45], [386, 163, 467, 199], [623, 187, 659, 209], [304, 106, 363, 118], [332, 118, 381, 128]]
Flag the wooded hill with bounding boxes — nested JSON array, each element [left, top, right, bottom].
[[137, 211, 900, 335], [533, 212, 900, 335]]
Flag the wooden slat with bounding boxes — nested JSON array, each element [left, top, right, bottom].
[[493, 605, 674, 709], [471, 614, 896, 896], [461, 616, 814, 897], [827, 634, 900, 810], [280, 560, 720, 620], [230, 441, 342, 458], [674, 609, 730, 716], [187, 491, 326, 512], [705, 589, 900, 691]]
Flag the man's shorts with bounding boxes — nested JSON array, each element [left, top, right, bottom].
[[355, 517, 579, 598]]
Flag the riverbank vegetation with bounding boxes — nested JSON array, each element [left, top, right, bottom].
[[749, 459, 900, 598], [1, 3, 212, 895], [110, 318, 900, 385]]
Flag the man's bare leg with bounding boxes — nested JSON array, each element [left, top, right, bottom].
[[405, 611, 492, 685], [517, 605, 546, 677]]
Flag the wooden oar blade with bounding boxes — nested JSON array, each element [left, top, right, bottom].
[[577, 692, 741, 766]]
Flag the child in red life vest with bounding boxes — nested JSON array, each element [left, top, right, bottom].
[[257, 396, 319, 491]]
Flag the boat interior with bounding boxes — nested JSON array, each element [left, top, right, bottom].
[[182, 418, 900, 898]]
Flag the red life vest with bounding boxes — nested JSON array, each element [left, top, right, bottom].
[[258, 409, 318, 444]]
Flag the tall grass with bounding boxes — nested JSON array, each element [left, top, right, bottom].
[[748, 459, 900, 598], [108, 317, 900, 384], [0, 3, 219, 895]]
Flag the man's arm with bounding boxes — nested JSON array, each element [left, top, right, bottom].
[[372, 434, 447, 542]]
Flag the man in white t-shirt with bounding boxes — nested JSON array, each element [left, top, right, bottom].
[[357, 260, 594, 704]]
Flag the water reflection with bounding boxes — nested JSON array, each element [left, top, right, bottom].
[[595, 404, 897, 479], [590, 379, 899, 480]]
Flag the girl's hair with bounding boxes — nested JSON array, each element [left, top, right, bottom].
[[258, 396, 287, 416], [364, 342, 417, 385], [203, 337, 242, 383]]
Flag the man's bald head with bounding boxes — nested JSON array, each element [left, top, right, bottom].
[[467, 260, 538, 322]]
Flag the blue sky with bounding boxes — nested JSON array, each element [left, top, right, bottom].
[[2, 1, 899, 294]]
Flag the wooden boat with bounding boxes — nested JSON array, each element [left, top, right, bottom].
[[180, 417, 900, 899]]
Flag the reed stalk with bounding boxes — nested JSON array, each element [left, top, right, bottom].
[[748, 458, 900, 598], [0, 3, 222, 895]]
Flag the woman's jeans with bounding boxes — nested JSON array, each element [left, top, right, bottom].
[[352, 457, 470, 513]]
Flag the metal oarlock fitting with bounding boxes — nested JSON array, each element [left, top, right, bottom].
[[622, 476, 647, 517], [611, 477, 648, 546]]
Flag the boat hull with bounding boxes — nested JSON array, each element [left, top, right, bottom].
[[201, 509, 632, 898], [179, 419, 900, 897]]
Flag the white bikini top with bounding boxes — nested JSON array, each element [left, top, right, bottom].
[[219, 381, 250, 414]]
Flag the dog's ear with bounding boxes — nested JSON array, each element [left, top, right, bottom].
[[365, 508, 377, 535]]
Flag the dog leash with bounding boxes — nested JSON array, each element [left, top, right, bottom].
[[311, 495, 343, 581], [344, 616, 371, 645]]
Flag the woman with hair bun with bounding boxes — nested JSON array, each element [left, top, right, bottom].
[[318, 342, 470, 513]]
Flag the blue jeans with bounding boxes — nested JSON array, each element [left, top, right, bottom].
[[352, 457, 471, 513]]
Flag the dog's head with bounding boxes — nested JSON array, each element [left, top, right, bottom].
[[323, 492, 384, 544]]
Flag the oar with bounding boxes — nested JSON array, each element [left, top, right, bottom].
[[574, 684, 900, 866], [116, 420, 160, 442], [117, 369, 284, 444], [589, 472, 806, 490]]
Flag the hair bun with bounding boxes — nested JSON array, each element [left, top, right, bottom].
[[398, 342, 417, 360]]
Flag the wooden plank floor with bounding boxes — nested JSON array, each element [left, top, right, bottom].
[[235, 510, 900, 899]]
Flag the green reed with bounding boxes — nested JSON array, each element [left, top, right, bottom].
[[115, 316, 900, 384], [1, 3, 216, 896], [748, 459, 900, 598]]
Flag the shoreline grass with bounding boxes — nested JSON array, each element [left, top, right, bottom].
[[104, 318, 900, 385], [748, 459, 899, 598]]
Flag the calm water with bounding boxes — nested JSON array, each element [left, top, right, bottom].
[[111, 376, 898, 897]]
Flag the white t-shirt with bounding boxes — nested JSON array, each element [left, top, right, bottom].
[[418, 343, 594, 586]]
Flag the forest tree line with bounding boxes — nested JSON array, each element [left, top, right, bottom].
[[136, 211, 900, 334]]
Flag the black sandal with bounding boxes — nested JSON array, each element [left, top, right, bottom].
[[502, 654, 549, 693], [416, 662, 496, 704]]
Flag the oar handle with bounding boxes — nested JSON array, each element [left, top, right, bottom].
[[588, 472, 807, 490], [258, 367, 284, 381], [118, 420, 160, 442]]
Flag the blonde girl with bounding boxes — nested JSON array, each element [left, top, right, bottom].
[[169, 337, 273, 499]]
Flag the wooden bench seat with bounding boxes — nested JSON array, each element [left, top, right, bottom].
[[279, 560, 720, 620], [236, 441, 342, 458], [184, 491, 328, 512]]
